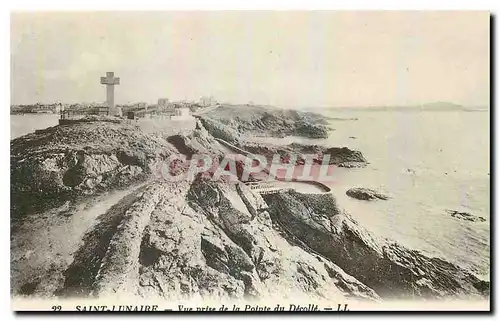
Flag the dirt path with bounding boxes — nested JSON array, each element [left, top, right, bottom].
[[10, 183, 147, 297]]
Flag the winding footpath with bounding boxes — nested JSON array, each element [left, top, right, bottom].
[[213, 138, 331, 194]]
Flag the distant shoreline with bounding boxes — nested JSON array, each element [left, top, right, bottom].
[[282, 102, 489, 112], [10, 111, 58, 115], [297, 106, 489, 112]]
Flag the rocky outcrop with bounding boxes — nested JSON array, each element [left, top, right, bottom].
[[11, 163, 489, 301], [159, 177, 380, 301], [242, 142, 367, 168], [200, 105, 330, 139], [346, 188, 390, 201], [10, 121, 179, 220], [293, 120, 329, 139], [10, 118, 234, 222], [263, 190, 489, 299], [323, 147, 367, 168], [446, 210, 486, 223], [10, 118, 489, 303], [16, 178, 379, 301], [166, 125, 226, 159], [197, 117, 241, 146]]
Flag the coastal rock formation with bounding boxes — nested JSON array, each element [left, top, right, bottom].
[[10, 118, 232, 222], [263, 190, 489, 299], [197, 117, 241, 146], [166, 123, 226, 159], [10, 120, 177, 220], [12, 175, 487, 300], [346, 188, 390, 201], [10, 113, 489, 303], [242, 142, 367, 168], [12, 176, 380, 301], [200, 105, 330, 139], [446, 210, 486, 223]]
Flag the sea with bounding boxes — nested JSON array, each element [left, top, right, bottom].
[[11, 114, 59, 139], [260, 109, 490, 280], [10, 110, 491, 280]]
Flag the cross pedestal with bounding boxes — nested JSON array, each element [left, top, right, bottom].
[[100, 72, 122, 116]]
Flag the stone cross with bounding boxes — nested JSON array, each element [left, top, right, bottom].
[[100, 72, 120, 109]]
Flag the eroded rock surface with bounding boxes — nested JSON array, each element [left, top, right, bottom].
[[12, 175, 489, 301], [10, 117, 489, 303], [242, 142, 367, 168], [263, 190, 489, 299], [10, 121, 176, 220], [12, 178, 381, 301], [199, 105, 330, 139], [346, 188, 390, 201]]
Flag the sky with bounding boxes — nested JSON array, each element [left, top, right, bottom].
[[10, 11, 490, 107]]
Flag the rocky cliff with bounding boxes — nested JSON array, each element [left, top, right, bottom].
[[11, 176, 380, 301], [10, 115, 489, 303], [263, 191, 488, 299]]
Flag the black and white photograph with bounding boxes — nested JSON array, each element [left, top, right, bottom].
[[9, 10, 491, 312]]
